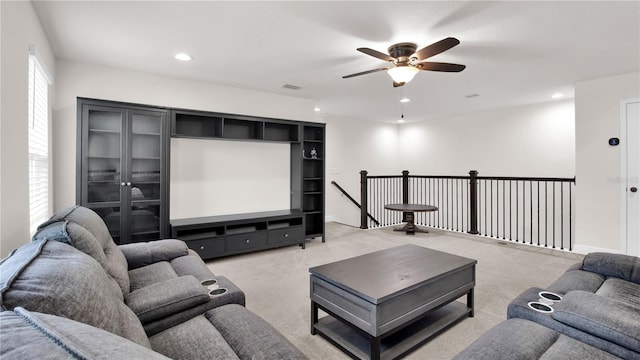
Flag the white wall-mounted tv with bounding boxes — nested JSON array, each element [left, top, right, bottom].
[[170, 138, 291, 220]]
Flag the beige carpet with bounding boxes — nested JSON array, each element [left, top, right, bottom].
[[206, 222, 583, 360]]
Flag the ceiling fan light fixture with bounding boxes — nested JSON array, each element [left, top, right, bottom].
[[387, 65, 419, 84]]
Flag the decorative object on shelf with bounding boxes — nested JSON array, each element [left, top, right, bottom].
[[310, 148, 318, 159]]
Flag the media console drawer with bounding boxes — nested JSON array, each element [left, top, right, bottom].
[[186, 237, 225, 259], [226, 231, 268, 251], [268, 226, 303, 246]]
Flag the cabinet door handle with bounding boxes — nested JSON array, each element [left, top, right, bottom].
[[200, 245, 205, 250], [126, 182, 132, 187], [284, 233, 288, 237], [121, 182, 126, 186], [245, 239, 250, 243], [631, 187, 638, 193]]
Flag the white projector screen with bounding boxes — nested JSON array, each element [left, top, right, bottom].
[[170, 138, 291, 219]]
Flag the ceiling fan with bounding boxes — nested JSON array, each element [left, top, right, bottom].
[[343, 37, 466, 87]]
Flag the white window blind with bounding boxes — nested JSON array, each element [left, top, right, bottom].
[[28, 48, 52, 234]]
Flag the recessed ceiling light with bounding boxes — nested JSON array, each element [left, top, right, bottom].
[[400, 97, 411, 103], [314, 107, 320, 112], [551, 93, 564, 99], [397, 119, 405, 124], [174, 53, 192, 61]]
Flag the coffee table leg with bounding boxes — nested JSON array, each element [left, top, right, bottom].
[[311, 301, 318, 335], [370, 336, 381, 360], [467, 288, 475, 317]]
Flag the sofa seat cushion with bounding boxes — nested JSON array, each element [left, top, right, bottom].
[[205, 304, 308, 360], [126, 275, 210, 324], [0, 308, 169, 360], [552, 290, 640, 352], [453, 318, 621, 360], [0, 239, 150, 348], [596, 277, 640, 308], [129, 261, 179, 291], [149, 315, 240, 360]]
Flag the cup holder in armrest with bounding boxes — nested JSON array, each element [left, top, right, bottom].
[[538, 291, 562, 303], [209, 288, 228, 296], [201, 279, 217, 286], [528, 301, 554, 313]]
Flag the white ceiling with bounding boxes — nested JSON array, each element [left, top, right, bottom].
[[32, 1, 640, 123]]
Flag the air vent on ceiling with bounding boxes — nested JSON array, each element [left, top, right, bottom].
[[282, 84, 303, 90]]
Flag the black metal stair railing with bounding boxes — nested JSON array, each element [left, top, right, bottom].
[[331, 181, 380, 226], [360, 170, 576, 251]]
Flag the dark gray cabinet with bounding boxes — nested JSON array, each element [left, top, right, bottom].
[[77, 98, 169, 244], [171, 210, 304, 259]]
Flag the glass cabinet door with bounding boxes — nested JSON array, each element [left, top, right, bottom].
[[126, 110, 166, 242], [83, 106, 125, 242]]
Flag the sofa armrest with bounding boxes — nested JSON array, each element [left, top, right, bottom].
[[126, 276, 210, 324], [119, 239, 189, 270], [552, 290, 640, 352], [582, 252, 640, 284]]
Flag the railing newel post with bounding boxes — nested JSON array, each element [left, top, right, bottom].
[[360, 170, 368, 229], [468, 170, 479, 235], [402, 170, 409, 222]]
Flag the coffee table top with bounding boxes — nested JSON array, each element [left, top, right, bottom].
[[309, 244, 476, 304], [384, 204, 438, 212]]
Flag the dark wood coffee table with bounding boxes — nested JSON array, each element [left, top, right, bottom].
[[310, 244, 476, 360]]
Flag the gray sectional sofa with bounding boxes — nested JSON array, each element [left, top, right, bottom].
[[0, 205, 307, 359], [456, 252, 640, 360]]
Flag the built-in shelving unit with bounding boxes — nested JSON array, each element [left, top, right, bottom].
[[170, 108, 325, 257]]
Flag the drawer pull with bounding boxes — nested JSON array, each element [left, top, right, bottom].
[[200, 245, 205, 250], [245, 239, 250, 243], [284, 233, 289, 237]]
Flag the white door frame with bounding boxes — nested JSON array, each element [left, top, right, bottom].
[[620, 98, 640, 255]]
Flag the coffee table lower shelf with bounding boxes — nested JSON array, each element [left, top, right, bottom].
[[313, 301, 471, 360]]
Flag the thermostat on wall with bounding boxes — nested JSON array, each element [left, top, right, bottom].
[[608, 137, 620, 146]]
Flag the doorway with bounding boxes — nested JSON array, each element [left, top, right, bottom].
[[621, 99, 639, 256]]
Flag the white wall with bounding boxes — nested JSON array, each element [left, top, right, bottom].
[[0, 1, 55, 257], [326, 100, 575, 228], [575, 72, 640, 253], [53, 61, 321, 221], [325, 115, 399, 226], [398, 100, 575, 177]]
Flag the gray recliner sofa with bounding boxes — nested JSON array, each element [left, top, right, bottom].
[[455, 252, 640, 360], [0, 205, 307, 359]]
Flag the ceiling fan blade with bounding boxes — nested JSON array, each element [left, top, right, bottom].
[[416, 62, 466, 72], [342, 67, 390, 79], [357, 47, 395, 62], [413, 37, 460, 61]]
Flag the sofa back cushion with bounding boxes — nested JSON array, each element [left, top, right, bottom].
[[0, 239, 150, 348], [582, 252, 640, 284], [33, 205, 130, 296]]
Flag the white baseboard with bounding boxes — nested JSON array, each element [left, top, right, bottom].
[[573, 244, 620, 255]]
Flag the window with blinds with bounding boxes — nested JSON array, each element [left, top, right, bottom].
[[28, 48, 51, 234]]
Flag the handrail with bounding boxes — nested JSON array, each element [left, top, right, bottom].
[[331, 181, 380, 226]]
